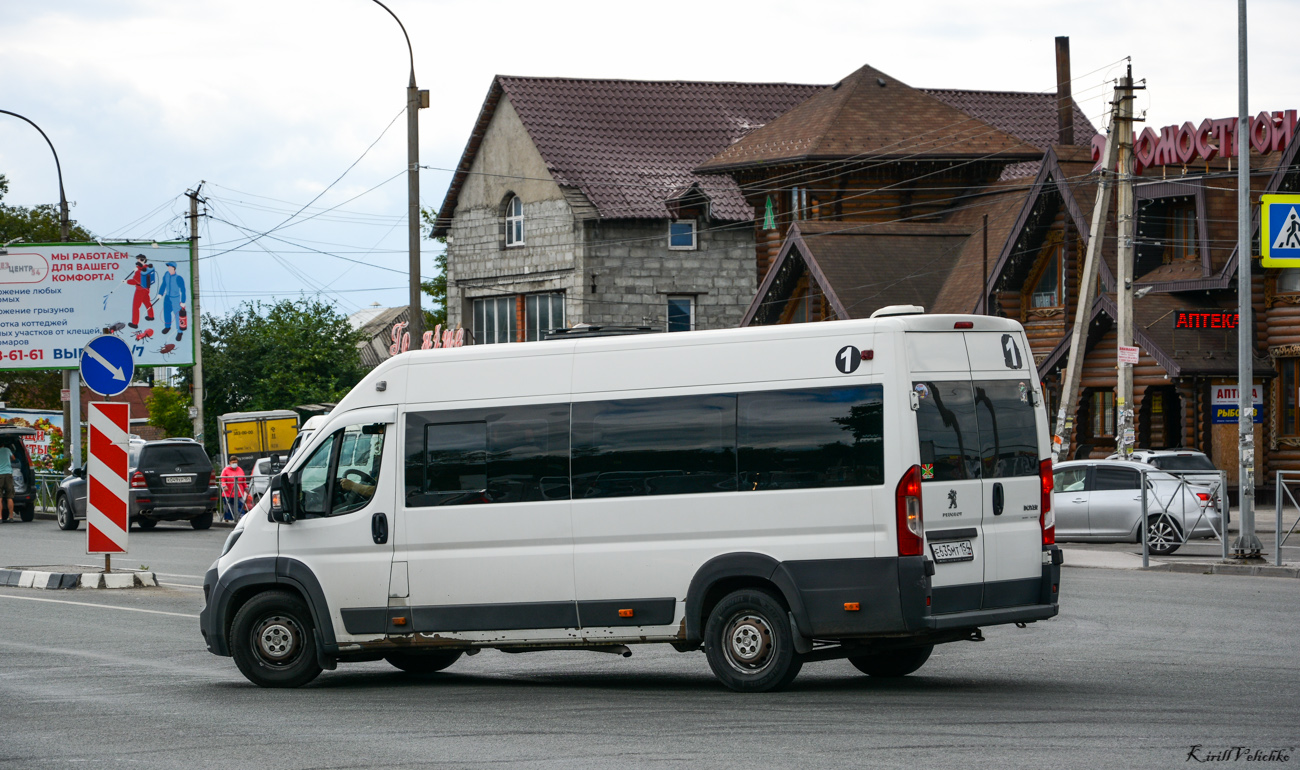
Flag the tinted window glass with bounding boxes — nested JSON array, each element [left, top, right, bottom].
[[1151, 454, 1216, 471], [572, 394, 736, 499], [1054, 466, 1088, 493], [973, 379, 1040, 478], [406, 404, 570, 507], [738, 385, 884, 490], [1094, 466, 1140, 491], [141, 444, 210, 470], [914, 381, 980, 482]]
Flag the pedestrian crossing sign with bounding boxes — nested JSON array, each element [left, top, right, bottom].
[[1261, 194, 1300, 266]]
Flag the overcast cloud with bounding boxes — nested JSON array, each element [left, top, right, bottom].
[[1, 0, 1294, 316]]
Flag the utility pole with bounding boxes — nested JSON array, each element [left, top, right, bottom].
[[370, 0, 428, 348], [1233, 0, 1263, 558], [1115, 66, 1137, 459], [186, 184, 206, 446], [1053, 85, 1122, 462]]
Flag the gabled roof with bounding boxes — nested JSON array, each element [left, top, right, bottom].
[[741, 221, 973, 325], [432, 76, 825, 233], [698, 64, 1042, 172], [930, 178, 1039, 314]]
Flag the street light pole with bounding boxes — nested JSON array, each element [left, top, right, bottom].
[[369, 0, 428, 348], [0, 109, 78, 468]]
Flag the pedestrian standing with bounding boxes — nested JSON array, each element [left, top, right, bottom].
[[0, 444, 14, 523], [220, 456, 247, 521]]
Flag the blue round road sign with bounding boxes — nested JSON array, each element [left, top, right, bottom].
[[80, 334, 135, 397]]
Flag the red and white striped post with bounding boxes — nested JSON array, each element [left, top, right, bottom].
[[87, 402, 129, 569]]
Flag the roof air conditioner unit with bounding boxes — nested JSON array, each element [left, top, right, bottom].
[[870, 305, 926, 318]]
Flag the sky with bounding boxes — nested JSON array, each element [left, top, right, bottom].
[[1, 0, 1296, 319]]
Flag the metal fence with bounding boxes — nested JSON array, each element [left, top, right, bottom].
[[31, 471, 64, 513], [1141, 468, 1230, 568], [1273, 470, 1300, 567]]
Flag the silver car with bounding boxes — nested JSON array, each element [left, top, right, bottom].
[[1053, 459, 1222, 555]]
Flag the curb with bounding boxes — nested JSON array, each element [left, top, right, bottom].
[[0, 567, 159, 589], [1143, 562, 1300, 579]]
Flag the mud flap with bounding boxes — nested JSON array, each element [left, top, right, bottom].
[[789, 612, 813, 654]]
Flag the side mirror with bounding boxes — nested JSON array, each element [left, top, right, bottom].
[[74, 466, 86, 479], [268, 472, 297, 524]]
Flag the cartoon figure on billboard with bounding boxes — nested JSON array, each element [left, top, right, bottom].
[[155, 261, 187, 341], [126, 254, 157, 329]]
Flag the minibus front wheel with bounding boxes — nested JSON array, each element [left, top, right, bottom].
[[230, 590, 323, 688]]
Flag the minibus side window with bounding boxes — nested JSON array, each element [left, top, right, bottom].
[[913, 381, 980, 482], [298, 433, 338, 517], [571, 394, 737, 499], [972, 380, 1040, 478], [331, 425, 386, 516], [738, 385, 884, 490]]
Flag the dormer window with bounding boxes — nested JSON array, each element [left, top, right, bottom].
[[506, 195, 524, 247]]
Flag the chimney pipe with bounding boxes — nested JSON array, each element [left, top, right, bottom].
[[1056, 36, 1074, 146]]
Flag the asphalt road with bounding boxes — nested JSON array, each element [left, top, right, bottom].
[[0, 520, 1297, 769]]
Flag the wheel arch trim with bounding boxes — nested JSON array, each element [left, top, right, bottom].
[[683, 552, 810, 643]]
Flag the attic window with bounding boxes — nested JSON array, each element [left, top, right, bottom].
[[506, 195, 525, 247]]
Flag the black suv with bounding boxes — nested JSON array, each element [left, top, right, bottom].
[[0, 427, 37, 522], [56, 438, 219, 530]]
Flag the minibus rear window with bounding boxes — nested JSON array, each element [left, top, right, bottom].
[[913, 381, 980, 482], [972, 380, 1040, 478]]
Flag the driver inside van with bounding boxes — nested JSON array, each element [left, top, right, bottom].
[[335, 427, 384, 506]]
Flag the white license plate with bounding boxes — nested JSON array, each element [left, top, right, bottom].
[[164, 475, 193, 485], [930, 540, 974, 563]]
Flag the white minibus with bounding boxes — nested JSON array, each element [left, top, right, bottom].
[[200, 309, 1062, 692]]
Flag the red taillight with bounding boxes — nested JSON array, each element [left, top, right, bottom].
[[895, 465, 924, 557], [1039, 459, 1055, 545], [130, 471, 147, 489], [954, 321, 974, 329]]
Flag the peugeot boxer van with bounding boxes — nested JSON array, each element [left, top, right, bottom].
[[200, 311, 1061, 691]]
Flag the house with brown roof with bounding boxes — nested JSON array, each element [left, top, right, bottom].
[[432, 76, 822, 340]]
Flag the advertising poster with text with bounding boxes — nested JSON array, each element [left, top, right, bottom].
[[0, 242, 194, 370]]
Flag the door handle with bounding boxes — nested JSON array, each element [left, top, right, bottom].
[[992, 482, 1004, 516], [1072, 498, 1087, 504], [371, 512, 388, 545]]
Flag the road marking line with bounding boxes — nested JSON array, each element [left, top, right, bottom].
[[0, 592, 199, 618]]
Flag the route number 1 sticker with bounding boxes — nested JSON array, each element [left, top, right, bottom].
[[836, 345, 862, 374]]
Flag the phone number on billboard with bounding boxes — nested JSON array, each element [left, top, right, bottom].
[[2, 349, 45, 362]]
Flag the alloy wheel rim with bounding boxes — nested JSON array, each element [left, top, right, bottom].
[[723, 613, 775, 675], [1149, 520, 1179, 549]]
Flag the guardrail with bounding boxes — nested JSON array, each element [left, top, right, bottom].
[[1274, 470, 1300, 567], [1141, 468, 1229, 568], [32, 471, 64, 512]]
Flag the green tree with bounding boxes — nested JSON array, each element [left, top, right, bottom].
[[0, 173, 95, 408], [420, 208, 448, 331], [146, 386, 193, 439], [189, 298, 365, 456]]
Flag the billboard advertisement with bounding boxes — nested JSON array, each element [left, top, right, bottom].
[[0, 241, 194, 370], [0, 408, 64, 469]]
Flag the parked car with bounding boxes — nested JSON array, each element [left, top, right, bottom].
[[56, 438, 219, 531], [1106, 449, 1223, 486], [0, 426, 38, 522], [1054, 459, 1221, 555]]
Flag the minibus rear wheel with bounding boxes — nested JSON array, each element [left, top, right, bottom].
[[703, 588, 802, 693], [848, 644, 933, 678], [385, 651, 462, 674], [230, 590, 323, 688]]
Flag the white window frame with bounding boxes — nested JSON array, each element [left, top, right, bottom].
[[668, 219, 697, 250], [505, 196, 525, 248], [666, 295, 696, 332], [473, 296, 517, 344]]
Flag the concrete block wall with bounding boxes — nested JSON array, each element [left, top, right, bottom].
[[582, 219, 756, 331]]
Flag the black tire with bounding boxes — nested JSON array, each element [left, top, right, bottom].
[[703, 588, 803, 693], [848, 645, 934, 678], [134, 517, 157, 530], [1146, 515, 1183, 556], [385, 651, 463, 674], [18, 504, 34, 522], [56, 496, 79, 531], [229, 590, 322, 688], [190, 511, 213, 530]]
